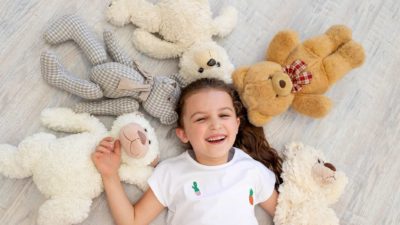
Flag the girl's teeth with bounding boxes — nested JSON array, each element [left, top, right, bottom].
[[207, 136, 225, 141]]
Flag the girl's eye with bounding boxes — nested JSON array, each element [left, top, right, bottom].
[[195, 118, 205, 122], [220, 114, 230, 118]]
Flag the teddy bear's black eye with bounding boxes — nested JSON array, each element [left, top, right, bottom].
[[217, 62, 221, 67], [198, 68, 204, 73], [144, 128, 147, 132], [318, 159, 321, 163], [149, 140, 151, 145]]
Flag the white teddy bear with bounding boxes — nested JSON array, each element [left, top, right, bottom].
[[0, 108, 159, 225], [107, 0, 238, 86], [274, 142, 348, 225]]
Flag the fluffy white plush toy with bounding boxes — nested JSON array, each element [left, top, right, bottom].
[[274, 143, 348, 225], [0, 108, 159, 225], [107, 0, 237, 86]]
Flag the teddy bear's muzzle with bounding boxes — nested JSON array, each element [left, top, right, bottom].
[[271, 71, 293, 97], [119, 123, 150, 158], [312, 162, 337, 185]]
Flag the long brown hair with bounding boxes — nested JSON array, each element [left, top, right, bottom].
[[175, 78, 283, 189]]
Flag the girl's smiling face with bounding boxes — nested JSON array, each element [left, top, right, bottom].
[[176, 89, 240, 166]]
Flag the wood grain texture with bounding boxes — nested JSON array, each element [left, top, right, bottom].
[[0, 0, 399, 224]]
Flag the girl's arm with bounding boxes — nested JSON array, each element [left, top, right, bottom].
[[259, 190, 279, 216], [92, 137, 165, 225], [102, 174, 165, 225]]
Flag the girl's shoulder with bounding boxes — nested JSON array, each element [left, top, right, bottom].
[[233, 148, 275, 176], [155, 151, 188, 171], [233, 148, 262, 165], [233, 147, 253, 159], [156, 151, 188, 168]]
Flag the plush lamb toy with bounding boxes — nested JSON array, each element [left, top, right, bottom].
[[106, 0, 237, 86], [274, 142, 348, 225], [0, 108, 159, 225], [40, 15, 181, 125]]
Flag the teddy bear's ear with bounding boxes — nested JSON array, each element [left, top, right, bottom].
[[232, 67, 249, 93], [283, 142, 305, 158]]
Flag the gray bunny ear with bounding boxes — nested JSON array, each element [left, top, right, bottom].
[[159, 78, 175, 92], [103, 30, 133, 67], [160, 112, 178, 125], [169, 73, 187, 87]]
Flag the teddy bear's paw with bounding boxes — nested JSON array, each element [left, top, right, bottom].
[[41, 107, 106, 135], [325, 25, 352, 46], [41, 107, 87, 131], [41, 107, 77, 124], [106, 0, 132, 26], [248, 110, 272, 127], [266, 30, 299, 64], [37, 197, 92, 225], [132, 29, 184, 59], [335, 40, 365, 68], [323, 40, 365, 84], [213, 6, 238, 37], [292, 94, 332, 118], [0, 144, 30, 179]]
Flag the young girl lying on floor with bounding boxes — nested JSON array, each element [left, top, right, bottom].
[[92, 78, 283, 225]]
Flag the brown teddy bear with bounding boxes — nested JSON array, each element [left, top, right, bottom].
[[233, 25, 365, 126]]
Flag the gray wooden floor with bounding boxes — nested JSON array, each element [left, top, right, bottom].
[[1, 0, 399, 225]]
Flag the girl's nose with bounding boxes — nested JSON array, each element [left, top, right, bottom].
[[210, 117, 222, 129]]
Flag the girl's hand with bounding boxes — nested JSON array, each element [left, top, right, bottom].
[[91, 137, 122, 178]]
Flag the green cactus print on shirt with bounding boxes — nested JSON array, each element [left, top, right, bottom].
[[192, 181, 201, 196]]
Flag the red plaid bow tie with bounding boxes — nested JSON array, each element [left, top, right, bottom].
[[283, 60, 313, 93]]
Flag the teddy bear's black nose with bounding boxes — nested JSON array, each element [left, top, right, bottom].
[[279, 80, 286, 88], [207, 58, 217, 66], [324, 163, 336, 171]]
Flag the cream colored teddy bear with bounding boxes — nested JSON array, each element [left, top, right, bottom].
[[0, 108, 159, 225], [275, 143, 348, 225], [107, 0, 237, 86]]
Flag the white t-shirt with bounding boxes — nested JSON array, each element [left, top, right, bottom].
[[148, 148, 276, 225]]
